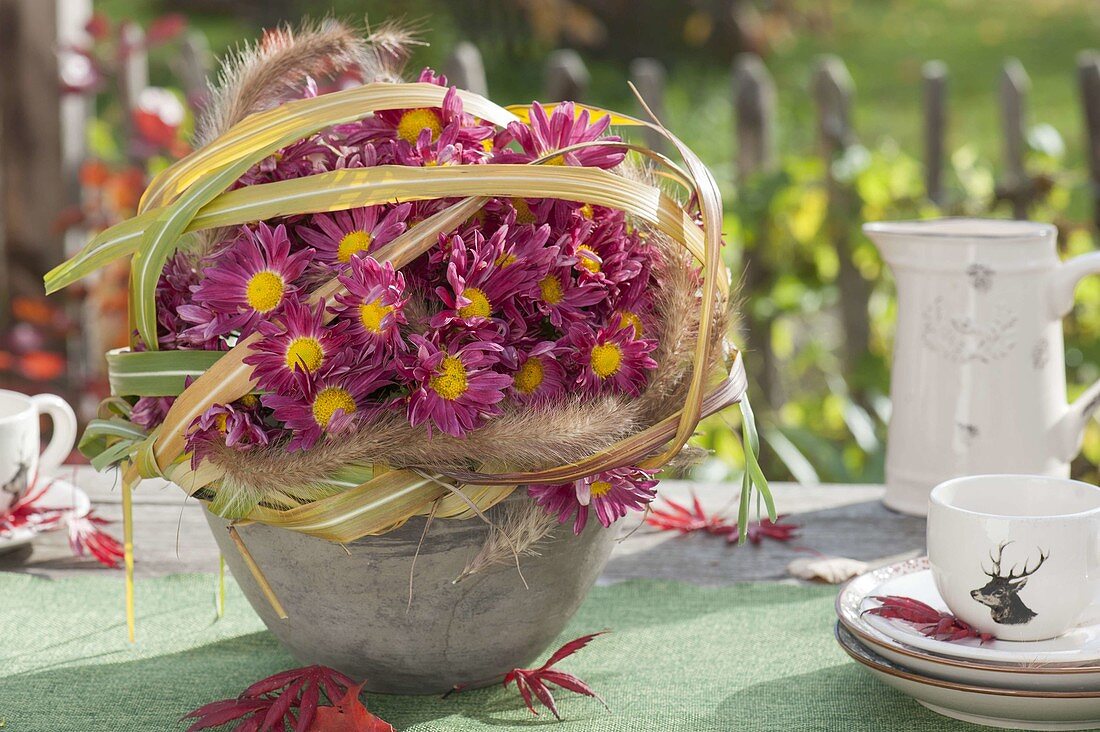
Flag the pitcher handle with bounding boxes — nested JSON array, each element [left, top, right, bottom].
[[1049, 251, 1100, 460]]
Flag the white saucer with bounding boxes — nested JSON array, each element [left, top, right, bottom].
[[838, 557, 1100, 668], [837, 623, 1100, 730], [0, 478, 91, 554]]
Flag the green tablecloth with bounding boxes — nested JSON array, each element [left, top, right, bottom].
[[0, 573, 984, 731]]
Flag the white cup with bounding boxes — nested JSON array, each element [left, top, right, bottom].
[[0, 389, 77, 513], [928, 474, 1100, 641]]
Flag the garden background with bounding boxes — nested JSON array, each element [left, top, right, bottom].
[[3, 0, 1100, 486]]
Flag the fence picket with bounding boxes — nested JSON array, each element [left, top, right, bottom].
[[1078, 51, 1100, 231], [543, 49, 589, 102], [922, 60, 948, 207], [811, 55, 870, 389], [732, 53, 780, 404], [444, 41, 488, 97], [629, 58, 667, 151], [999, 58, 1031, 219]]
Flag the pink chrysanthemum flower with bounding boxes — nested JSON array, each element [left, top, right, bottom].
[[152, 252, 216, 350], [130, 396, 174, 430], [406, 334, 512, 438], [495, 102, 626, 169], [528, 466, 658, 535], [263, 359, 391, 452], [331, 256, 409, 350], [352, 81, 492, 151], [236, 135, 333, 188], [297, 203, 411, 266], [606, 284, 656, 341], [184, 399, 272, 468], [567, 322, 658, 397], [244, 299, 351, 394], [188, 223, 312, 337], [509, 341, 568, 402], [531, 265, 605, 328], [569, 220, 650, 298], [431, 226, 555, 330]]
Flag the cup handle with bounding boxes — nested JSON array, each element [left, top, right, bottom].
[[30, 394, 77, 478], [1049, 252, 1100, 459]]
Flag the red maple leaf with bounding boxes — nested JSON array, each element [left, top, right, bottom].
[[863, 595, 995, 643], [502, 632, 610, 720], [1, 476, 124, 569], [68, 512, 125, 568], [182, 664, 390, 732], [645, 495, 799, 545], [308, 682, 394, 732]]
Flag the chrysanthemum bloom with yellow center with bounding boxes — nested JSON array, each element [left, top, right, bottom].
[[494, 101, 626, 169], [244, 299, 352, 394], [534, 268, 605, 328], [331, 255, 409, 351], [263, 358, 393, 452], [187, 223, 312, 339], [184, 401, 272, 470], [431, 226, 556, 330], [569, 323, 658, 397], [528, 467, 659, 535], [298, 203, 411, 266], [509, 341, 567, 403], [407, 334, 513, 438], [353, 81, 493, 157]]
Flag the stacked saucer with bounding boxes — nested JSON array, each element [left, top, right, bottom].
[[836, 557, 1100, 730]]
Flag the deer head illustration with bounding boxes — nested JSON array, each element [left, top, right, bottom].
[[970, 541, 1049, 625]]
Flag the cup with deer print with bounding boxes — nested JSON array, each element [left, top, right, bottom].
[[927, 474, 1100, 642], [0, 389, 77, 514]]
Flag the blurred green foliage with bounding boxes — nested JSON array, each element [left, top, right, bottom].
[[91, 0, 1100, 485]]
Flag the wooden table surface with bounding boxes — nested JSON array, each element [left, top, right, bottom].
[[0, 466, 926, 584]]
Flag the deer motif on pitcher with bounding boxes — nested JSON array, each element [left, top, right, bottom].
[[970, 541, 1049, 625]]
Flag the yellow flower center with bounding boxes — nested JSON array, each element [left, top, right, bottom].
[[429, 355, 469, 401], [239, 394, 260, 409], [458, 287, 492, 318], [244, 270, 286, 313], [396, 108, 443, 144], [576, 245, 601, 273], [579, 203, 594, 219], [539, 275, 564, 305], [544, 154, 566, 165], [617, 310, 643, 338], [514, 357, 545, 394], [359, 300, 394, 334], [285, 336, 324, 372], [590, 343, 623, 379], [590, 480, 613, 498], [336, 230, 373, 263], [214, 413, 228, 433], [495, 252, 517, 267], [513, 198, 536, 224], [312, 386, 356, 427], [481, 138, 494, 152]]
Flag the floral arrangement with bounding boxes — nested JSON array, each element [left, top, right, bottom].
[[46, 22, 770, 624]]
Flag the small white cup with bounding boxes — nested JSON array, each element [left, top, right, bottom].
[[0, 389, 77, 513], [928, 474, 1100, 641]]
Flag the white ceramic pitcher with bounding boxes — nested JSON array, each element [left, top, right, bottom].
[[864, 218, 1100, 516]]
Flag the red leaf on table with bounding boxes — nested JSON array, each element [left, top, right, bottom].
[[499, 632, 610, 720], [646, 495, 799, 546], [308, 683, 394, 732], [182, 665, 365, 732], [68, 511, 124, 568], [863, 595, 995, 643], [741, 516, 799, 545]]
